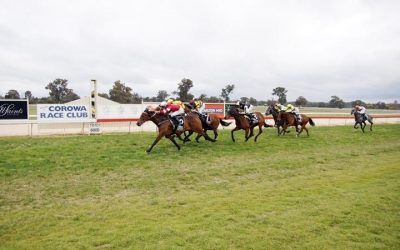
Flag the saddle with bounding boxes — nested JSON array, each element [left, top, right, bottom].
[[170, 115, 184, 132], [245, 113, 258, 124], [195, 113, 213, 130]]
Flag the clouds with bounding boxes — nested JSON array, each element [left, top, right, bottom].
[[0, 0, 399, 102]]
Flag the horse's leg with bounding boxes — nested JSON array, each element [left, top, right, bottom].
[[213, 129, 218, 140], [282, 124, 288, 136], [167, 135, 181, 150], [246, 126, 255, 141], [231, 127, 240, 142], [361, 122, 365, 133], [244, 128, 250, 142], [304, 125, 309, 136], [195, 133, 202, 143], [297, 125, 305, 137], [183, 131, 194, 143], [254, 125, 263, 142], [354, 122, 358, 129], [369, 119, 373, 131], [146, 133, 164, 153]]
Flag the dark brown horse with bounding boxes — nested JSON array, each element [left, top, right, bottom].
[[265, 104, 286, 135], [136, 106, 216, 153], [277, 112, 315, 137], [225, 106, 270, 142], [184, 104, 232, 142]]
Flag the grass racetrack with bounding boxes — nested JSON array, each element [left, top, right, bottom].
[[1, 124, 399, 249]]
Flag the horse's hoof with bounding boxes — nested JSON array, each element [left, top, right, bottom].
[[146, 150, 151, 154]]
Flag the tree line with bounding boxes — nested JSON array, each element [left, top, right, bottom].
[[1, 78, 399, 109]]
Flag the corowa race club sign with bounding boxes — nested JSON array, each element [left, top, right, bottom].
[[0, 99, 29, 120], [37, 104, 90, 122]]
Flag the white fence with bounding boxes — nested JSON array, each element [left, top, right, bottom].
[[1, 116, 400, 137]]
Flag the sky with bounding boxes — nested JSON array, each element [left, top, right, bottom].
[[0, 0, 399, 102]]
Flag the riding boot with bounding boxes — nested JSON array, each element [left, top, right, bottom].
[[171, 117, 179, 133]]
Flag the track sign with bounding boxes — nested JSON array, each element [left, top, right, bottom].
[[37, 104, 90, 122], [89, 122, 101, 135], [0, 99, 29, 120]]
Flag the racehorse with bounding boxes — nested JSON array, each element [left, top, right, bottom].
[[350, 108, 373, 133], [225, 106, 270, 142], [277, 112, 315, 137], [265, 104, 286, 135], [136, 106, 216, 153], [184, 104, 232, 142]]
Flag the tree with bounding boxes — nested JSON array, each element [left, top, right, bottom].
[[240, 97, 249, 103], [156, 90, 169, 102], [109, 80, 137, 103], [272, 87, 288, 104], [173, 78, 194, 101], [249, 97, 257, 106], [131, 92, 142, 104], [295, 96, 308, 107], [45, 78, 79, 103], [5, 89, 20, 99], [220, 84, 235, 102], [198, 94, 207, 100], [204, 96, 222, 103], [98, 93, 110, 99], [329, 96, 345, 109], [351, 99, 366, 107], [24, 90, 33, 102]]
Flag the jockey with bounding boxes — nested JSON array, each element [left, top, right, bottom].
[[355, 105, 369, 120], [173, 100, 185, 109], [237, 101, 253, 114], [274, 102, 286, 112], [190, 99, 210, 124], [237, 101, 255, 122], [285, 104, 301, 123], [159, 101, 184, 132], [166, 97, 184, 109]]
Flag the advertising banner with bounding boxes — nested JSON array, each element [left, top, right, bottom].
[[37, 104, 90, 122], [0, 99, 29, 120], [97, 104, 143, 121], [204, 103, 225, 118]]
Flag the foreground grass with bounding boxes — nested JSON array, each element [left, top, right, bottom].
[[0, 125, 399, 249]]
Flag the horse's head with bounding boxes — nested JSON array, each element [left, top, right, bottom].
[[227, 105, 240, 118], [136, 106, 157, 126], [265, 105, 276, 116], [350, 108, 355, 115]]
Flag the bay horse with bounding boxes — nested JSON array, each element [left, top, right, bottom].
[[225, 106, 270, 142], [350, 108, 373, 133], [277, 112, 315, 137], [265, 104, 286, 135], [136, 106, 216, 153], [184, 104, 232, 142]]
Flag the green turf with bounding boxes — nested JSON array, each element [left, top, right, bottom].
[[1, 125, 399, 249]]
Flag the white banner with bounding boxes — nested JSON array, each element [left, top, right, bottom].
[[97, 104, 144, 119], [37, 104, 91, 122]]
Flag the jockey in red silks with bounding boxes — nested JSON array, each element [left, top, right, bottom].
[[159, 101, 184, 132]]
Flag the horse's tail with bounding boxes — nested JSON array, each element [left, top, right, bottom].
[[219, 119, 232, 127], [309, 117, 315, 126]]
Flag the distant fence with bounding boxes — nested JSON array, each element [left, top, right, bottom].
[[1, 115, 400, 137]]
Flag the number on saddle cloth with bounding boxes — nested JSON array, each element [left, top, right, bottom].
[[248, 113, 258, 124]]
